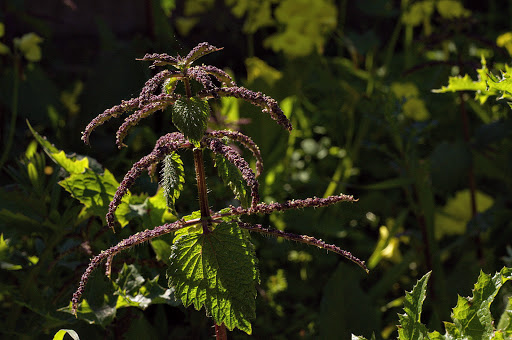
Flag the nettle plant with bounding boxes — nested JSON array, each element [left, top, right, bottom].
[[72, 42, 368, 335]]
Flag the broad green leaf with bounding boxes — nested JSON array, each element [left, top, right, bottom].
[[168, 222, 259, 334], [125, 187, 176, 227], [114, 264, 179, 309], [28, 121, 89, 174], [151, 239, 173, 266], [497, 297, 512, 337], [427, 330, 444, 339], [451, 267, 512, 339], [53, 329, 80, 340], [214, 153, 249, 208], [436, 0, 470, 19], [434, 189, 494, 239], [397, 271, 431, 340], [62, 264, 179, 325], [487, 76, 512, 98], [160, 152, 185, 215], [432, 57, 500, 104], [444, 321, 461, 338], [432, 74, 487, 93], [172, 97, 210, 144], [245, 56, 282, 85], [58, 168, 131, 227], [351, 335, 368, 340], [491, 331, 506, 340]]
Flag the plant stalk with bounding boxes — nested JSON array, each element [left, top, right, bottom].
[[193, 148, 211, 234], [215, 323, 227, 340]]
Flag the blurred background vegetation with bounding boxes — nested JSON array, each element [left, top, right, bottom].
[[1, 0, 512, 339]]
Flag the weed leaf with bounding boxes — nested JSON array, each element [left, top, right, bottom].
[[451, 267, 512, 339], [397, 271, 431, 340], [160, 152, 185, 215], [168, 221, 259, 334], [172, 97, 209, 144], [214, 153, 249, 208]]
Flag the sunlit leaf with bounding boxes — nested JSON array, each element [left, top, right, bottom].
[[160, 152, 185, 215], [451, 268, 512, 339], [397, 271, 431, 340], [172, 97, 210, 144], [168, 222, 259, 334], [53, 329, 80, 340], [29, 121, 89, 174], [434, 189, 494, 239], [214, 153, 249, 208]]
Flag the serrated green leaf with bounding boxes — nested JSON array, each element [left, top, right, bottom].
[[427, 330, 444, 340], [351, 335, 368, 340], [451, 267, 512, 339], [487, 75, 512, 96], [114, 264, 179, 309], [443, 321, 460, 338], [497, 297, 512, 337], [168, 222, 259, 334], [151, 239, 173, 266], [491, 331, 506, 340], [172, 97, 210, 144], [160, 152, 185, 215], [432, 57, 496, 104], [125, 187, 176, 227], [28, 121, 89, 174], [433, 74, 487, 93], [214, 153, 249, 208], [62, 264, 179, 325], [397, 271, 431, 340], [58, 168, 131, 227]]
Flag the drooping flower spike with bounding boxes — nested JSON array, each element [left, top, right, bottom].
[[74, 43, 367, 327], [72, 218, 189, 315], [106, 132, 191, 230], [237, 222, 368, 273], [206, 137, 260, 208], [205, 130, 263, 177], [82, 42, 292, 150]]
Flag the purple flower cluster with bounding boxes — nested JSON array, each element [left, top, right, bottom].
[[227, 193, 357, 216], [137, 52, 180, 68], [206, 130, 263, 177], [107, 133, 191, 230], [71, 218, 189, 315], [237, 222, 368, 273], [206, 137, 260, 208], [214, 87, 292, 131], [73, 42, 367, 316]]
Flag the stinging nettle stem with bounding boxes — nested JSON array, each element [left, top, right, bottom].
[[193, 147, 212, 234]]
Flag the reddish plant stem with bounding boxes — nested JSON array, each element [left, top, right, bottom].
[[193, 148, 211, 234], [215, 323, 227, 340]]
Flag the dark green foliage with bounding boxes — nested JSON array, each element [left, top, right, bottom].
[[214, 153, 249, 208], [168, 222, 259, 334], [2, 1, 512, 339], [160, 152, 185, 215], [172, 97, 210, 144], [357, 268, 512, 340]]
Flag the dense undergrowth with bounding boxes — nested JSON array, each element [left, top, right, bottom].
[[1, 1, 512, 339]]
